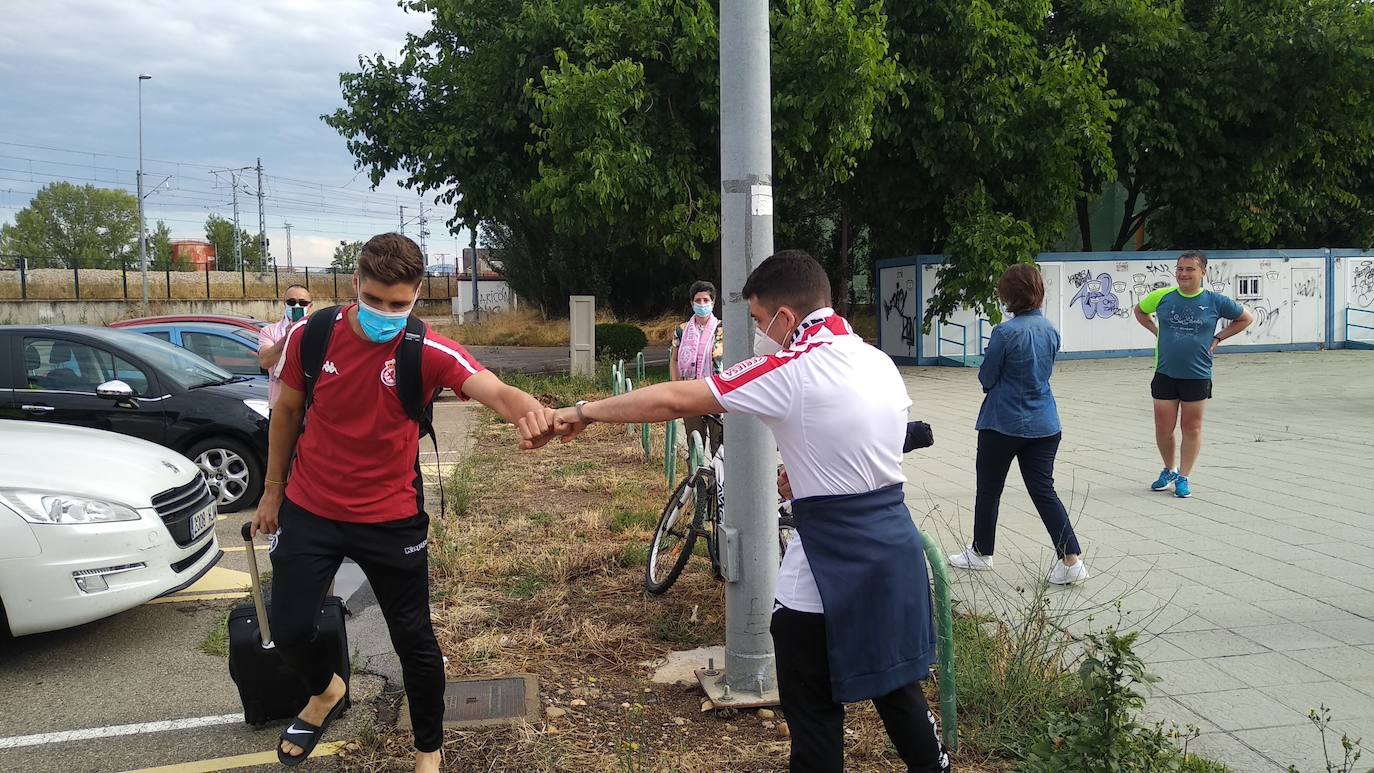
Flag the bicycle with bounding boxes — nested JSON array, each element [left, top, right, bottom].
[[644, 416, 933, 595]]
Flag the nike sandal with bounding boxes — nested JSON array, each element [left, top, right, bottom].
[[277, 692, 347, 767]]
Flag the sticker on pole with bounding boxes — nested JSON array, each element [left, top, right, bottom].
[[749, 185, 773, 217]]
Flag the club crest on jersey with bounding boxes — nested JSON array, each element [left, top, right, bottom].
[[719, 355, 768, 381], [380, 358, 397, 387]]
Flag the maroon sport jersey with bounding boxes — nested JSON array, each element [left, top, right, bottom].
[[279, 306, 484, 522]]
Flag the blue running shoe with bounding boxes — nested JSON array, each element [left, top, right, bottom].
[[1174, 475, 1192, 498], [1150, 468, 1178, 491]]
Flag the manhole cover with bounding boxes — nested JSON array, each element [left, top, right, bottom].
[[398, 673, 541, 729]]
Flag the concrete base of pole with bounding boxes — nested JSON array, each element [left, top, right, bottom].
[[696, 666, 779, 710]]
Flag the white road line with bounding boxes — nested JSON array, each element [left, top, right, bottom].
[[0, 714, 242, 750]]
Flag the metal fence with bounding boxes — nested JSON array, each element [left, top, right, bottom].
[[0, 255, 462, 303]]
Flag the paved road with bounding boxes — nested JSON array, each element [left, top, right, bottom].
[[905, 350, 1374, 771], [462, 344, 669, 375], [0, 397, 481, 773]]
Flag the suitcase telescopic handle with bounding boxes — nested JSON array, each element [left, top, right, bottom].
[[240, 522, 273, 647]]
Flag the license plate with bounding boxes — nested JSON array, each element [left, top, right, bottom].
[[190, 505, 215, 539]]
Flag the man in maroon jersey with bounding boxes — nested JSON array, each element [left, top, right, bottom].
[[250, 233, 547, 772]]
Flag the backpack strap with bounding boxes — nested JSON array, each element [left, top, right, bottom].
[[300, 305, 341, 412], [396, 315, 446, 517]]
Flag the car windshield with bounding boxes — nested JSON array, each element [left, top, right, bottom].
[[102, 331, 233, 389]]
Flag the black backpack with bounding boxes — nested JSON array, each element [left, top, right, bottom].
[[296, 305, 444, 514]]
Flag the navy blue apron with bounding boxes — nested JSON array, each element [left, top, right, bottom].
[[789, 483, 936, 703]]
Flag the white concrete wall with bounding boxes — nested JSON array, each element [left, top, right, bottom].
[[878, 252, 1374, 361], [451, 281, 517, 322]]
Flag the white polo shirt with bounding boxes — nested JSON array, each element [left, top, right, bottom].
[[707, 309, 911, 613]]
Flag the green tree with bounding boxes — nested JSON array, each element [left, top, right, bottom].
[[325, 0, 897, 317], [0, 182, 139, 268], [331, 240, 363, 271], [1055, 0, 1374, 250], [850, 0, 1117, 327], [147, 220, 175, 270], [204, 214, 264, 272]]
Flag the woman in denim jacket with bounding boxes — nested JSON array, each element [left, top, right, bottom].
[[948, 264, 1088, 585]]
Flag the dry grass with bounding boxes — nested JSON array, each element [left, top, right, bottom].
[[432, 310, 682, 348], [0, 267, 454, 301], [340, 403, 1009, 773]]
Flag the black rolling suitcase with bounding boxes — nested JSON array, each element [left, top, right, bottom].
[[228, 522, 351, 727]]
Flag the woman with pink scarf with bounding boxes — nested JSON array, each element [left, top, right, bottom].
[[669, 280, 725, 451]]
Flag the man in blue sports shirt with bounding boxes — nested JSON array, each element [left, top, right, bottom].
[[1133, 250, 1253, 498]]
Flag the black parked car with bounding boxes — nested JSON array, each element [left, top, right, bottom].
[[0, 326, 270, 512]]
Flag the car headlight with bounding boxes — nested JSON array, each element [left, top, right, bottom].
[[244, 398, 270, 419], [0, 490, 142, 525]]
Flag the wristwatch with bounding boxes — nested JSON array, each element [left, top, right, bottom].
[[573, 400, 590, 424], [1212, 335, 1223, 343]]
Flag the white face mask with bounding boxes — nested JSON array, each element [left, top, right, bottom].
[[754, 329, 781, 358]]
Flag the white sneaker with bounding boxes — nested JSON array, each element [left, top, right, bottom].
[[1047, 560, 1090, 585], [948, 546, 994, 571]]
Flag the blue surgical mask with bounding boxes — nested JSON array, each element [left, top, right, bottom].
[[286, 305, 306, 322], [357, 296, 414, 343], [692, 303, 713, 318]]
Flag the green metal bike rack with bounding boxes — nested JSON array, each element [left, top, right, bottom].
[[636, 351, 645, 382], [919, 531, 959, 752], [625, 380, 637, 436], [641, 416, 652, 456], [688, 430, 704, 473]]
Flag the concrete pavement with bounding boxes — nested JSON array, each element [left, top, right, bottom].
[[904, 350, 1374, 771]]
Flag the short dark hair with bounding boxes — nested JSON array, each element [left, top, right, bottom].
[[358, 233, 425, 286], [1178, 249, 1208, 269], [997, 263, 1045, 314], [741, 250, 831, 312], [689, 280, 716, 302], [285, 283, 309, 294]]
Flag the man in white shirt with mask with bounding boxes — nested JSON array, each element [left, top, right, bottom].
[[520, 250, 948, 773], [258, 283, 312, 410]]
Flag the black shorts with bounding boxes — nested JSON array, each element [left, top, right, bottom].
[[1151, 372, 1212, 402]]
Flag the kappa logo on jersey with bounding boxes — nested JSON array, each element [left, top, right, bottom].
[[718, 355, 769, 381], [380, 358, 397, 387], [322, 361, 339, 375]]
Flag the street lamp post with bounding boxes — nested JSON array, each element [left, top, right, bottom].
[[137, 74, 151, 314]]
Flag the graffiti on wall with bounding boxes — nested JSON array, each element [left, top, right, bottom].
[[1247, 300, 1288, 339], [883, 283, 916, 349], [1068, 270, 1128, 320], [1354, 262, 1374, 307]]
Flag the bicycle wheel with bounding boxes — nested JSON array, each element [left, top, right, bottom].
[[645, 470, 712, 595], [778, 508, 796, 559]]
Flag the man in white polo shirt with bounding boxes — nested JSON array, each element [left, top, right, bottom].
[[519, 251, 948, 773]]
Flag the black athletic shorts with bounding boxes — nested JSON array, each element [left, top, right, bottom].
[[1151, 372, 1212, 402]]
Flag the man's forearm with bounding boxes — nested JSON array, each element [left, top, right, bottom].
[[265, 407, 304, 486], [580, 381, 720, 425], [494, 384, 546, 425], [259, 339, 286, 369], [1133, 307, 1158, 336], [1217, 313, 1253, 341]]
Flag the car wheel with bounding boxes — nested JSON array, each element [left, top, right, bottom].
[[187, 437, 263, 513]]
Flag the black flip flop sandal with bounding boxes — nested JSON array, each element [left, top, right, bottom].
[[277, 692, 347, 767]]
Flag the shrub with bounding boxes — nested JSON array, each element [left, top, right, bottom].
[[595, 323, 647, 363], [1022, 628, 1224, 773]]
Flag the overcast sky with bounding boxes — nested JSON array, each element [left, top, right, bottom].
[[0, 0, 472, 267]]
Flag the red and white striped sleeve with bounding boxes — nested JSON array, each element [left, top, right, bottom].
[[707, 353, 797, 421], [422, 330, 485, 397]]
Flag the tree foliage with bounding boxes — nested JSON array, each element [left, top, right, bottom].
[[326, 0, 1374, 327], [1054, 0, 1374, 251], [326, 0, 895, 317], [331, 240, 363, 271], [0, 182, 139, 268], [204, 214, 265, 272]]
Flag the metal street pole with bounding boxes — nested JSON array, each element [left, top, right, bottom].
[[256, 158, 267, 270], [137, 74, 151, 314], [717, 0, 778, 700]]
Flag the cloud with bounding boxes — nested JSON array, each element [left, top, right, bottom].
[[0, 1, 470, 263]]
